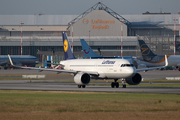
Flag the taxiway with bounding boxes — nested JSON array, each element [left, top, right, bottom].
[[0, 69, 180, 94]]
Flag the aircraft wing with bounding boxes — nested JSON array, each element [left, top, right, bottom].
[[0, 61, 22, 66], [8, 55, 99, 76], [46, 62, 65, 68], [13, 61, 22, 66], [136, 55, 168, 72], [136, 66, 165, 72], [17, 66, 98, 75], [0, 61, 8, 66]]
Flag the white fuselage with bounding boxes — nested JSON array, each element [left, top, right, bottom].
[[60, 59, 136, 79], [158, 55, 180, 66]]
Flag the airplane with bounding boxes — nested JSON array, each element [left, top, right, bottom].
[[80, 39, 131, 59], [137, 40, 180, 70], [0, 55, 40, 69], [8, 31, 168, 88]]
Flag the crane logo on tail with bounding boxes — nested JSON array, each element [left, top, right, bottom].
[[140, 44, 150, 56], [63, 39, 68, 52]]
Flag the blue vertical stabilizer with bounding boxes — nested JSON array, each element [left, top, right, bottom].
[[80, 39, 102, 58], [62, 31, 76, 60], [138, 40, 156, 60]]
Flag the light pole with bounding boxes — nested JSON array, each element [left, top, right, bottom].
[[20, 21, 24, 55], [71, 20, 73, 53], [173, 17, 178, 55], [179, 11, 180, 36], [89, 30, 90, 45], [121, 18, 123, 57]]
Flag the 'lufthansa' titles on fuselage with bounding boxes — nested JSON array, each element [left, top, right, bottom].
[[102, 60, 116, 64]]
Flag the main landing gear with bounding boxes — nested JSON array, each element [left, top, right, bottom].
[[78, 85, 86, 88], [111, 79, 119, 88], [111, 79, 126, 88]]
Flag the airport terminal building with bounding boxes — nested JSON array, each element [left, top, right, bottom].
[[0, 2, 180, 62]]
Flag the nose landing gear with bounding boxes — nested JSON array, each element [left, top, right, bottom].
[[121, 78, 126, 88]]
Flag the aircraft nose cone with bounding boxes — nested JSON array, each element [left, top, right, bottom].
[[125, 67, 136, 78]]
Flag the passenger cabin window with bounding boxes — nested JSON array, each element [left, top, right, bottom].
[[121, 64, 134, 67]]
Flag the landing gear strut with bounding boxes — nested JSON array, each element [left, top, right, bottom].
[[111, 79, 127, 88], [111, 79, 119, 88], [121, 79, 126, 88]]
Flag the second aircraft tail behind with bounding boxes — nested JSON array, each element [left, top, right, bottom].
[[138, 40, 157, 61], [80, 39, 102, 58]]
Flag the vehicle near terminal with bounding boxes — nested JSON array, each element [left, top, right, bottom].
[[8, 31, 168, 88], [0, 55, 39, 69], [137, 40, 180, 70]]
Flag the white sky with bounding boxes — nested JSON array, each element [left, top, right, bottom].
[[0, 0, 180, 15]]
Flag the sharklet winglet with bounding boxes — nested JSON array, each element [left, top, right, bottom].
[[8, 54, 14, 66], [165, 55, 168, 66]]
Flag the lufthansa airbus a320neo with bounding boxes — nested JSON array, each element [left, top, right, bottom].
[[9, 31, 168, 88]]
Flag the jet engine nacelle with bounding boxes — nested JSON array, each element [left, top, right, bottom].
[[14, 62, 22, 66], [137, 64, 147, 69], [74, 72, 91, 85], [125, 73, 142, 85]]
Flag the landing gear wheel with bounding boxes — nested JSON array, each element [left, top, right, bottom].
[[111, 82, 115, 88], [111, 79, 119, 88], [116, 82, 119, 88], [78, 85, 86, 88], [111, 82, 119, 88], [122, 84, 126, 88]]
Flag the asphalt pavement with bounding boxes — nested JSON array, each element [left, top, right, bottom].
[[0, 69, 180, 94]]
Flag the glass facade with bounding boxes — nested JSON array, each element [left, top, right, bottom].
[[0, 31, 62, 37], [0, 45, 136, 60]]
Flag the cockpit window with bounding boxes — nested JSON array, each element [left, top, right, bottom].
[[121, 64, 134, 67]]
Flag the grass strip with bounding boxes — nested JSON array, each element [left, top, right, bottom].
[[0, 90, 180, 112], [0, 90, 180, 120]]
